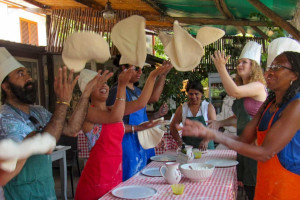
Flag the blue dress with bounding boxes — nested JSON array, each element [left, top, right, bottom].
[[107, 85, 155, 181]]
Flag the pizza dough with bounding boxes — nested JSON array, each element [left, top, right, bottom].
[[138, 126, 164, 149], [196, 26, 225, 47], [111, 15, 147, 68], [0, 133, 56, 172], [158, 21, 204, 72], [138, 117, 164, 149], [62, 31, 111, 72]]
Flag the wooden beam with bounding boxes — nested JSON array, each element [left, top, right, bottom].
[[22, 0, 50, 8], [214, 0, 245, 35], [141, 0, 167, 16], [74, 0, 104, 10], [142, 15, 276, 27], [251, 26, 268, 39], [247, 0, 300, 40]]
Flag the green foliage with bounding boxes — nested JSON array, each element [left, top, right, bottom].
[[250, 12, 287, 41], [249, 12, 288, 69]]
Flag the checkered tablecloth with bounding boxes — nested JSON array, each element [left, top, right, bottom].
[[155, 131, 179, 155], [77, 130, 89, 159], [100, 150, 237, 200]]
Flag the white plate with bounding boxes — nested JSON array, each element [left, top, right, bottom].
[[150, 155, 177, 162], [141, 167, 165, 177], [111, 185, 157, 199], [205, 159, 239, 167]]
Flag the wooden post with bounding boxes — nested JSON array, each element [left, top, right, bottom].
[[247, 0, 300, 41], [47, 54, 55, 113]]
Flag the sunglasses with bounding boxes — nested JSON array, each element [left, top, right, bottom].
[[127, 66, 141, 72], [266, 64, 294, 72], [29, 116, 43, 133]]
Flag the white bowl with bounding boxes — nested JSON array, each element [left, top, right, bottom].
[[180, 163, 215, 182]]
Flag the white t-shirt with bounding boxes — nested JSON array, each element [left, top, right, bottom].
[[182, 100, 209, 125]]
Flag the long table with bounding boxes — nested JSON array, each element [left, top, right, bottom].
[[100, 150, 237, 200]]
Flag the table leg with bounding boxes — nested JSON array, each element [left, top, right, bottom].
[[59, 151, 68, 200]]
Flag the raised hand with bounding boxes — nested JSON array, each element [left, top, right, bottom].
[[54, 66, 78, 103], [210, 50, 230, 71], [158, 103, 169, 117], [160, 60, 173, 76], [149, 61, 173, 78], [118, 67, 135, 86], [82, 70, 113, 98]]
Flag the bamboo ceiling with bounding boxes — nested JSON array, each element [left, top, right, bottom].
[[18, 0, 300, 52]]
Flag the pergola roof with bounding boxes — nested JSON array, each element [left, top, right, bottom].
[[20, 0, 300, 39]]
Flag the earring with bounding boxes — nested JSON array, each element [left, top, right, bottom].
[[290, 80, 293, 86]]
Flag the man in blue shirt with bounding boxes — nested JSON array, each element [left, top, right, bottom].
[[107, 59, 172, 181]]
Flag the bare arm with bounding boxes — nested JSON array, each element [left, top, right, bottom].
[[0, 159, 26, 186], [207, 115, 237, 130], [124, 66, 170, 115], [42, 67, 78, 141], [123, 120, 163, 134], [86, 69, 134, 124], [181, 99, 300, 161], [207, 104, 216, 121], [148, 61, 173, 103], [211, 51, 265, 100], [148, 103, 168, 120], [170, 105, 183, 146], [62, 70, 113, 136]]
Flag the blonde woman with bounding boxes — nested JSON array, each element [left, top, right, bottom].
[[208, 41, 267, 200]]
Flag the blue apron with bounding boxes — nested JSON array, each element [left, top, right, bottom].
[[122, 88, 155, 181]]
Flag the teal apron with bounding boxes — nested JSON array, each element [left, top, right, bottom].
[[4, 155, 56, 200], [182, 115, 215, 149], [232, 98, 257, 186], [122, 88, 155, 181]]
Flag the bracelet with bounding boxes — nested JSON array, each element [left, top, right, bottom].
[[131, 125, 135, 133], [56, 101, 70, 107], [116, 97, 125, 101]]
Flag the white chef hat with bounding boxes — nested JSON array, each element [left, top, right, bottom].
[[158, 21, 204, 71], [267, 37, 300, 67], [62, 31, 111, 72], [0, 47, 24, 85], [111, 15, 147, 68], [0, 47, 25, 103], [78, 69, 98, 92], [239, 41, 261, 64]]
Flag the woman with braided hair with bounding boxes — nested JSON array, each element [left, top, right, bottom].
[[179, 50, 300, 200]]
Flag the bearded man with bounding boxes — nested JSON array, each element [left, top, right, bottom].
[[0, 47, 101, 200]]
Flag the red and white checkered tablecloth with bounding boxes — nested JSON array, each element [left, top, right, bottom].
[[77, 130, 89, 159], [100, 150, 238, 200], [155, 131, 179, 155]]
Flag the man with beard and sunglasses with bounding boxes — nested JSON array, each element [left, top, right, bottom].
[[0, 47, 108, 200]]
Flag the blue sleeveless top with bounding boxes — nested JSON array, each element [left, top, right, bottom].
[[258, 93, 300, 175]]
